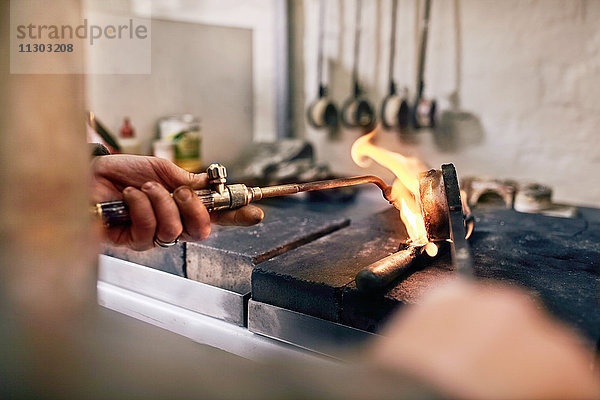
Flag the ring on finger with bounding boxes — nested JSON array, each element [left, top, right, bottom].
[[153, 234, 181, 248]]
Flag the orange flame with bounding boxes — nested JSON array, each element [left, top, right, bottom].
[[351, 128, 430, 246]]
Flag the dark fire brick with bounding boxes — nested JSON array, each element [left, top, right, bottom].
[[187, 204, 349, 294], [253, 208, 600, 344]]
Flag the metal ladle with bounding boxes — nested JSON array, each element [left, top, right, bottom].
[[412, 0, 437, 129], [341, 0, 375, 131], [380, 0, 411, 133], [307, 0, 339, 131]]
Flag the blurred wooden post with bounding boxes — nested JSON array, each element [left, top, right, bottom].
[[0, 0, 98, 324]]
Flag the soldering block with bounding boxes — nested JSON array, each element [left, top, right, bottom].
[[252, 207, 600, 344], [343, 210, 599, 340], [186, 204, 349, 294], [352, 210, 599, 342], [251, 208, 409, 322], [467, 209, 600, 343], [102, 243, 185, 276]]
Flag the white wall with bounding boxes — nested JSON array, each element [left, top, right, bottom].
[[300, 0, 600, 207], [86, 0, 282, 165], [86, 19, 253, 165], [147, 0, 282, 142]]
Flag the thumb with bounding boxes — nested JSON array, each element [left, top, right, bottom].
[[211, 205, 264, 226], [180, 171, 209, 190], [154, 158, 209, 190]]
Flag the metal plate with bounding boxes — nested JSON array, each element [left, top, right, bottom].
[[97, 282, 332, 364], [99, 255, 248, 326], [248, 299, 376, 359]]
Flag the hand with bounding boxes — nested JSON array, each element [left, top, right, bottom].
[[371, 281, 600, 400], [91, 155, 264, 251]]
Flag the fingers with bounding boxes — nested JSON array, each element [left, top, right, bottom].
[[122, 186, 156, 250], [117, 180, 262, 250], [173, 186, 211, 241], [140, 181, 183, 245], [211, 205, 264, 226]]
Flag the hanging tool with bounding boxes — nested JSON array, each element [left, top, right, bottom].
[[307, 0, 340, 131], [412, 0, 436, 129], [93, 163, 394, 227], [380, 0, 410, 133], [435, 0, 484, 151], [341, 0, 375, 131]]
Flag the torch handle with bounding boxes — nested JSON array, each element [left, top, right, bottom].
[[94, 189, 226, 227], [355, 246, 422, 292]]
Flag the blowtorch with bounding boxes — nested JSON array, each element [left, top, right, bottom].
[[94, 162, 474, 293], [93, 163, 394, 227]]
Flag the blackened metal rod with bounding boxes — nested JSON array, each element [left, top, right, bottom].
[[355, 245, 424, 292]]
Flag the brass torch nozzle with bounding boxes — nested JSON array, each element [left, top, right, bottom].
[[254, 175, 393, 204]]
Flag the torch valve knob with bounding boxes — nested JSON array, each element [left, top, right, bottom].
[[206, 163, 227, 194]]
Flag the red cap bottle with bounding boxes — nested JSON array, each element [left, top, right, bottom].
[[120, 117, 135, 138]]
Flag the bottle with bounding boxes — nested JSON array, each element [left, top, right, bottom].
[[153, 139, 175, 162], [157, 114, 202, 172], [118, 117, 142, 154]]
